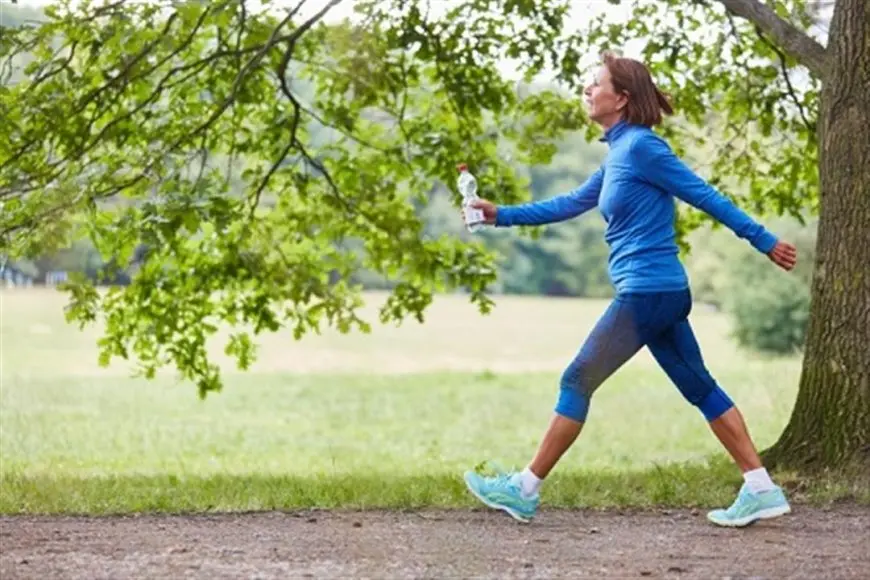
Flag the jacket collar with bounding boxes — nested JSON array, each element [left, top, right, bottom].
[[599, 118, 630, 143]]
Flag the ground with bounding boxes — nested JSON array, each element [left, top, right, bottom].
[[2, 506, 869, 579]]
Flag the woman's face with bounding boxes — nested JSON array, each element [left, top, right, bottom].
[[584, 65, 627, 126]]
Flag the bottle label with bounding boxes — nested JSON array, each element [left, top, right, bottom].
[[465, 207, 485, 225]]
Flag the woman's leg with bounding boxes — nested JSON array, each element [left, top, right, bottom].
[[646, 318, 791, 526], [526, 414, 584, 481], [463, 294, 649, 521], [708, 406, 763, 472], [645, 319, 763, 468], [528, 294, 651, 479]]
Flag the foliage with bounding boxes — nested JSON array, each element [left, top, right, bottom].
[[723, 217, 816, 354], [729, 270, 810, 354], [1, 0, 588, 396], [1, 0, 830, 393]]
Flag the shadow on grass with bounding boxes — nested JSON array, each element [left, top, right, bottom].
[[1, 457, 865, 516]]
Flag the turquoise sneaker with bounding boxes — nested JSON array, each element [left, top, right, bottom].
[[463, 467, 539, 523], [707, 484, 791, 527]]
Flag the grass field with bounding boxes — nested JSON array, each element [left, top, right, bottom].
[[0, 287, 837, 515]]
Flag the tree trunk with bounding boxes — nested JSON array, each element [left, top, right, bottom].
[[764, 0, 870, 472]]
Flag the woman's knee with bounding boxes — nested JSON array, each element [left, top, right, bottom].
[[695, 386, 734, 421], [555, 385, 590, 422], [675, 375, 734, 420], [555, 363, 596, 422]]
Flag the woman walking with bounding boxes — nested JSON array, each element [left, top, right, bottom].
[[463, 52, 798, 528]]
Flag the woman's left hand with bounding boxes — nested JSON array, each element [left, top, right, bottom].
[[768, 240, 798, 271]]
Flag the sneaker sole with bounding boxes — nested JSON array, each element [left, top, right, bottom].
[[707, 504, 792, 528], [463, 472, 533, 524]]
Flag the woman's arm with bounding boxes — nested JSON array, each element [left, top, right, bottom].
[[495, 166, 604, 227], [631, 132, 778, 254]]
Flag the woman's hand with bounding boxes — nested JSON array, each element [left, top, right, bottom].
[[463, 199, 498, 225], [768, 240, 798, 271]]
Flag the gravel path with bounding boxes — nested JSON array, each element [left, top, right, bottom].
[[2, 506, 868, 579]]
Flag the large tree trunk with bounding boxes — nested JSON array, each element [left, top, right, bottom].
[[765, 0, 870, 472]]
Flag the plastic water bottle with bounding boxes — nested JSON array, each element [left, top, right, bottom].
[[457, 163, 486, 233]]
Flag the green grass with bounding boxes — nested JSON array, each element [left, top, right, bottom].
[[1, 460, 747, 515], [2, 287, 851, 515], [1, 370, 801, 475]]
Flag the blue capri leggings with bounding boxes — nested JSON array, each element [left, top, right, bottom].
[[556, 288, 734, 422]]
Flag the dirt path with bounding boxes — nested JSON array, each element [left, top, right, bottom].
[[2, 506, 868, 579]]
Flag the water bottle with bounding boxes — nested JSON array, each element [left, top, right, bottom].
[[456, 163, 486, 233]]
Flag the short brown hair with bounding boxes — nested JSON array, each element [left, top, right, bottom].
[[602, 51, 673, 127]]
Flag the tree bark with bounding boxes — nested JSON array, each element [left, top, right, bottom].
[[764, 0, 870, 472]]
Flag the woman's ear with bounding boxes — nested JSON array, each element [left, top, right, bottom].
[[616, 91, 630, 111]]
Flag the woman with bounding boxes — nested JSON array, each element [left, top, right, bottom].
[[462, 52, 798, 528]]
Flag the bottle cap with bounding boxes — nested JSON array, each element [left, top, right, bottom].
[[457, 163, 468, 172]]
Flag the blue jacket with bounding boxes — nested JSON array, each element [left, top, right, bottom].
[[495, 120, 778, 293]]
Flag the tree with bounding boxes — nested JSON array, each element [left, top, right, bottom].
[[760, 0, 870, 473], [0, 0, 586, 395], [715, 0, 868, 473], [2, 0, 867, 473]]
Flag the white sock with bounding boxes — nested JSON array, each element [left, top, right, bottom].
[[743, 467, 776, 493], [519, 467, 543, 498]]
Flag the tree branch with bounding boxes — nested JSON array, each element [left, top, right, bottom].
[[754, 26, 816, 134], [0, 9, 193, 175], [194, 133, 209, 190], [287, 0, 311, 21], [249, 102, 302, 220], [277, 0, 343, 86], [715, 0, 828, 79], [29, 40, 78, 89], [1, 41, 236, 199], [177, 5, 307, 156], [289, 90, 394, 153], [719, 11, 817, 136]]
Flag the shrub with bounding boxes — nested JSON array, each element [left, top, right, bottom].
[[728, 271, 811, 354]]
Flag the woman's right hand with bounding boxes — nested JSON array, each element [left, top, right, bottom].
[[767, 240, 798, 271], [464, 199, 498, 225]]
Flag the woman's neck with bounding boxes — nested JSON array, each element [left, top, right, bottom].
[[598, 114, 624, 131]]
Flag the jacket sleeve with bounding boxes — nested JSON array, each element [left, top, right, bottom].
[[630, 132, 778, 254], [495, 166, 604, 227]]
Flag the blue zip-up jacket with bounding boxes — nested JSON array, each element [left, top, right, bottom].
[[495, 120, 778, 293]]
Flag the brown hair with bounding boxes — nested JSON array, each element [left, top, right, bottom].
[[602, 51, 673, 127]]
